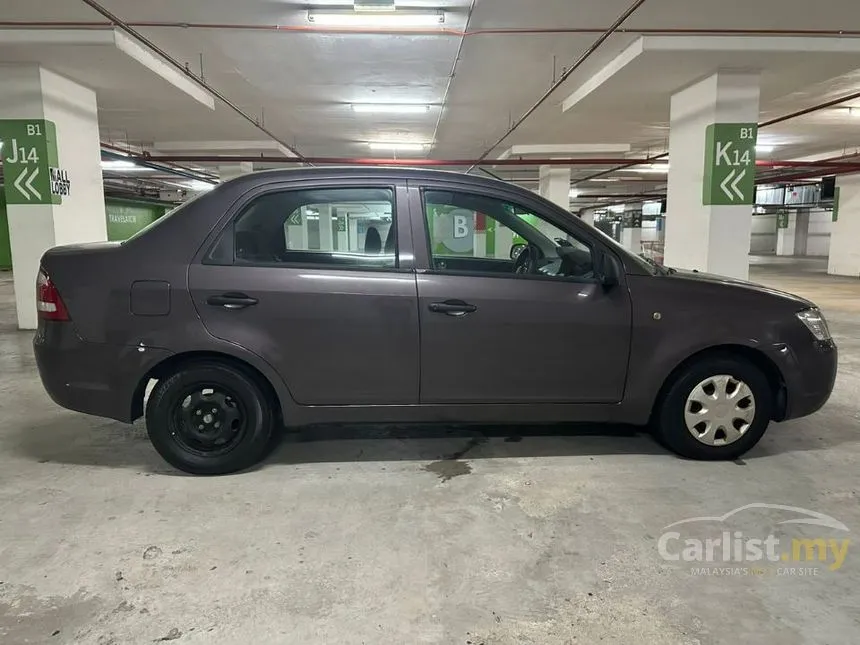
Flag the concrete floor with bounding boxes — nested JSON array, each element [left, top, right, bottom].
[[0, 256, 858, 644]]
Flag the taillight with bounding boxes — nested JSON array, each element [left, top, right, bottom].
[[36, 268, 70, 321]]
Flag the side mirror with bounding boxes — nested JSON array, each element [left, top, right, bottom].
[[510, 243, 527, 260], [595, 252, 620, 288]]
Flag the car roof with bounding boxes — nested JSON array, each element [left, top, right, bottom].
[[220, 165, 517, 193]]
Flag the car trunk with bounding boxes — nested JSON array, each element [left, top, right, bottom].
[[40, 242, 123, 342]]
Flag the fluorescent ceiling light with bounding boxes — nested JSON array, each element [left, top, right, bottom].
[[609, 204, 626, 213], [590, 178, 619, 182], [101, 159, 146, 171], [368, 142, 429, 152], [352, 104, 431, 114], [848, 107, 860, 118], [308, 9, 445, 27], [628, 163, 670, 174], [569, 189, 580, 198], [756, 144, 774, 153]]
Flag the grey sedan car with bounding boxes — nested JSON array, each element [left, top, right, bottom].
[[34, 168, 836, 474]]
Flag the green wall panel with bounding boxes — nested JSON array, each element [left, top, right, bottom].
[[0, 192, 11, 270], [105, 198, 170, 241], [0, 194, 172, 269]]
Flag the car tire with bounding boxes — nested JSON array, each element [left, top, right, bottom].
[[654, 354, 773, 460], [146, 361, 275, 475]]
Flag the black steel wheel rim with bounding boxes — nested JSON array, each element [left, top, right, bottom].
[[170, 383, 248, 456]]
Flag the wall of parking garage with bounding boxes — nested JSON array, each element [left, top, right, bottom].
[[104, 198, 172, 241], [750, 211, 832, 256], [0, 194, 173, 268], [0, 192, 10, 270], [0, 195, 838, 274]]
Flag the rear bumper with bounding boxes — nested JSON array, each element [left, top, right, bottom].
[[771, 339, 837, 421], [34, 322, 171, 423]]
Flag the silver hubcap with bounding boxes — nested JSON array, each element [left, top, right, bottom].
[[684, 374, 756, 446]]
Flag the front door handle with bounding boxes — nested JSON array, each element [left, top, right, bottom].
[[428, 299, 477, 317], [207, 292, 259, 310]]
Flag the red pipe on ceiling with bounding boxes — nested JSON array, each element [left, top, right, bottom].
[[467, 0, 650, 171], [129, 154, 860, 169], [100, 141, 218, 181]]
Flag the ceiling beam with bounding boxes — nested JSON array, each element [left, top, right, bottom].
[[563, 35, 860, 114], [113, 31, 215, 110], [0, 28, 216, 109]]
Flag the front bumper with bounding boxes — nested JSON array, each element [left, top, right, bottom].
[[770, 338, 837, 421], [34, 322, 171, 423]]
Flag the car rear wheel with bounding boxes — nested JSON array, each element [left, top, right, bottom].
[[654, 355, 773, 460], [146, 362, 274, 474]]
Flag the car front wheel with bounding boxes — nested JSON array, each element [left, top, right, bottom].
[[145, 361, 275, 475], [655, 355, 773, 460]]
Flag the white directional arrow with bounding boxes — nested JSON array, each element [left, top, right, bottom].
[[13, 167, 31, 201], [24, 167, 41, 200], [12, 167, 42, 201], [730, 168, 746, 200], [720, 169, 737, 201]]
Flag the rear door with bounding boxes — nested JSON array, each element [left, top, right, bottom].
[[409, 181, 632, 404], [188, 179, 419, 405]]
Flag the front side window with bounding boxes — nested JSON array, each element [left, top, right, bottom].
[[232, 187, 396, 269], [422, 189, 594, 281]]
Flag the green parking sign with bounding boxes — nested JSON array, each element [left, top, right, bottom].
[[703, 123, 757, 206], [0, 119, 69, 206]]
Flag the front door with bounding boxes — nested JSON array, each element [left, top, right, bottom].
[[189, 182, 419, 406], [411, 183, 631, 404]]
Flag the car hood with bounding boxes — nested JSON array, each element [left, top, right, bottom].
[[667, 268, 815, 309]]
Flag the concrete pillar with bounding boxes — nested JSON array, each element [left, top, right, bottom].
[[348, 216, 360, 253], [620, 228, 641, 253], [318, 204, 333, 251], [285, 206, 309, 250], [620, 207, 643, 254], [828, 174, 860, 277], [664, 71, 761, 280], [621, 227, 642, 254], [539, 166, 572, 210], [494, 225, 514, 259], [334, 209, 348, 251], [217, 162, 254, 182], [473, 213, 487, 258], [0, 65, 107, 329], [776, 209, 810, 257], [794, 208, 810, 256]]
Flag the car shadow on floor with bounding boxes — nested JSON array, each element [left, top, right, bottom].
[[267, 422, 663, 467], [11, 415, 665, 473], [9, 410, 857, 474]]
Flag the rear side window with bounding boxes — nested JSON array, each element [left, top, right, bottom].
[[230, 187, 397, 269]]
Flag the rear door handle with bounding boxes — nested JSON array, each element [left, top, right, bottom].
[[428, 299, 477, 317], [207, 292, 259, 310]]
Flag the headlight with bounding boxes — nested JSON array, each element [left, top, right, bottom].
[[796, 308, 831, 341]]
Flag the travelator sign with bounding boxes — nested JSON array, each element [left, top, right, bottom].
[[703, 123, 757, 206], [0, 119, 70, 206]]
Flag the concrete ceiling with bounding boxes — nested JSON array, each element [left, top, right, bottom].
[[1, 0, 860, 200]]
